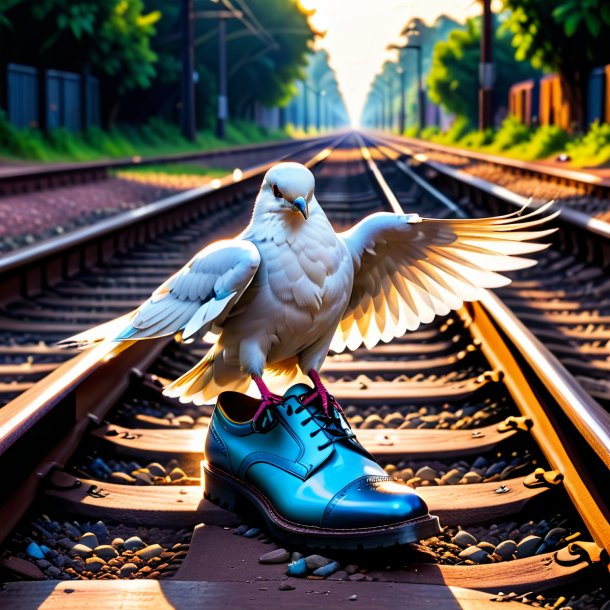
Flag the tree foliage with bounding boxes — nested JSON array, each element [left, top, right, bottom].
[[427, 17, 539, 126], [502, 0, 610, 128], [1, 0, 159, 94], [0, 0, 319, 126]]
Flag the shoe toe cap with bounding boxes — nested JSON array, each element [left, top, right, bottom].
[[322, 476, 429, 529]]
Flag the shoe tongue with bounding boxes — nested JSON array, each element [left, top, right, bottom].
[[282, 383, 313, 399]]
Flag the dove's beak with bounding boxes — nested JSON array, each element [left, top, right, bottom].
[[292, 196, 308, 220]]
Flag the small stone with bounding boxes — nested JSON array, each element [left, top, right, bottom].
[[279, 582, 295, 591], [123, 537, 146, 551], [304, 554, 332, 570], [348, 573, 366, 581], [286, 558, 307, 577], [361, 414, 384, 429], [85, 557, 106, 573], [453, 531, 477, 548], [234, 525, 249, 535], [78, 533, 99, 549], [94, 545, 118, 561], [259, 548, 290, 564], [147, 462, 167, 477], [169, 467, 188, 481], [485, 461, 507, 478], [110, 472, 137, 484], [70, 544, 93, 558], [90, 521, 110, 544], [349, 594, 358, 601], [242, 527, 261, 538], [458, 547, 491, 564], [135, 545, 164, 561], [472, 456, 487, 469], [57, 537, 75, 550], [290, 552, 303, 562], [1, 556, 45, 580], [119, 562, 138, 576], [35, 559, 52, 570], [544, 528, 567, 547], [132, 471, 153, 485], [63, 523, 82, 539], [313, 561, 340, 577], [344, 564, 359, 575], [460, 472, 484, 484], [415, 466, 436, 481], [26, 542, 45, 559], [46, 566, 62, 578], [112, 538, 124, 548], [495, 540, 517, 560], [440, 469, 462, 485], [477, 542, 495, 554], [515, 535, 543, 558]]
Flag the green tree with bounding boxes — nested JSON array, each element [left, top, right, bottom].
[[1, 0, 159, 96], [427, 17, 539, 126], [502, 0, 610, 130]]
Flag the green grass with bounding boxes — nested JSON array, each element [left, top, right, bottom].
[[566, 121, 610, 167], [0, 113, 289, 164], [414, 115, 610, 165], [115, 163, 228, 178]]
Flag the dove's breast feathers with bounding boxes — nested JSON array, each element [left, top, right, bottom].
[[230, 202, 354, 366]]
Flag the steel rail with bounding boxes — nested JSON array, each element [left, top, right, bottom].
[[368, 132, 610, 244], [379, 133, 610, 191], [0, 133, 350, 542], [0, 135, 338, 279], [357, 132, 610, 562], [0, 135, 329, 190]]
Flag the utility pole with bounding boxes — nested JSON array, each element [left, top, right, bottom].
[[216, 15, 228, 138], [416, 45, 424, 133], [180, 0, 196, 141], [302, 81, 309, 133], [479, 0, 494, 130], [389, 37, 425, 133], [397, 66, 406, 134]]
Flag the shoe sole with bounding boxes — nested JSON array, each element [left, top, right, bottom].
[[202, 461, 441, 551]]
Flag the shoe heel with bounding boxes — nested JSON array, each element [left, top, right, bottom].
[[202, 464, 239, 512]]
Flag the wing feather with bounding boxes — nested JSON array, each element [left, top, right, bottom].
[[114, 239, 260, 342], [333, 204, 556, 352]]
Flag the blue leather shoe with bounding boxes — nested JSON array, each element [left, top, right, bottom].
[[203, 383, 440, 550]]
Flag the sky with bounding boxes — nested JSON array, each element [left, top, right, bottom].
[[298, 0, 502, 125]]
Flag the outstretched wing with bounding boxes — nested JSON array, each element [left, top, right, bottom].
[[114, 238, 260, 342], [332, 202, 557, 352]]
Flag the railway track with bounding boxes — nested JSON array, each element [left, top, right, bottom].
[[0, 136, 330, 255], [377, 134, 610, 222], [367, 133, 610, 407], [0, 133, 608, 609]]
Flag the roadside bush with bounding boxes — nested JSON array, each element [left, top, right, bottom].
[[513, 125, 571, 159], [487, 116, 531, 152], [566, 121, 610, 166]]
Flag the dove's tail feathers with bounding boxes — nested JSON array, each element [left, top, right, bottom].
[[262, 358, 309, 395], [163, 345, 250, 406], [57, 312, 136, 350]]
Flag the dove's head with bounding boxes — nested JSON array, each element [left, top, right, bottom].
[[257, 162, 315, 220]]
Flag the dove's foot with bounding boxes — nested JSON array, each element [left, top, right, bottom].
[[304, 369, 343, 416], [251, 375, 283, 421]]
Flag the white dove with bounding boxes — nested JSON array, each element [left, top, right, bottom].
[[65, 162, 556, 415]]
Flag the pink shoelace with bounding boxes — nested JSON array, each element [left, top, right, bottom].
[[251, 371, 344, 422]]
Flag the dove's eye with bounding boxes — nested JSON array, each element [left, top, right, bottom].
[[272, 184, 283, 199]]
